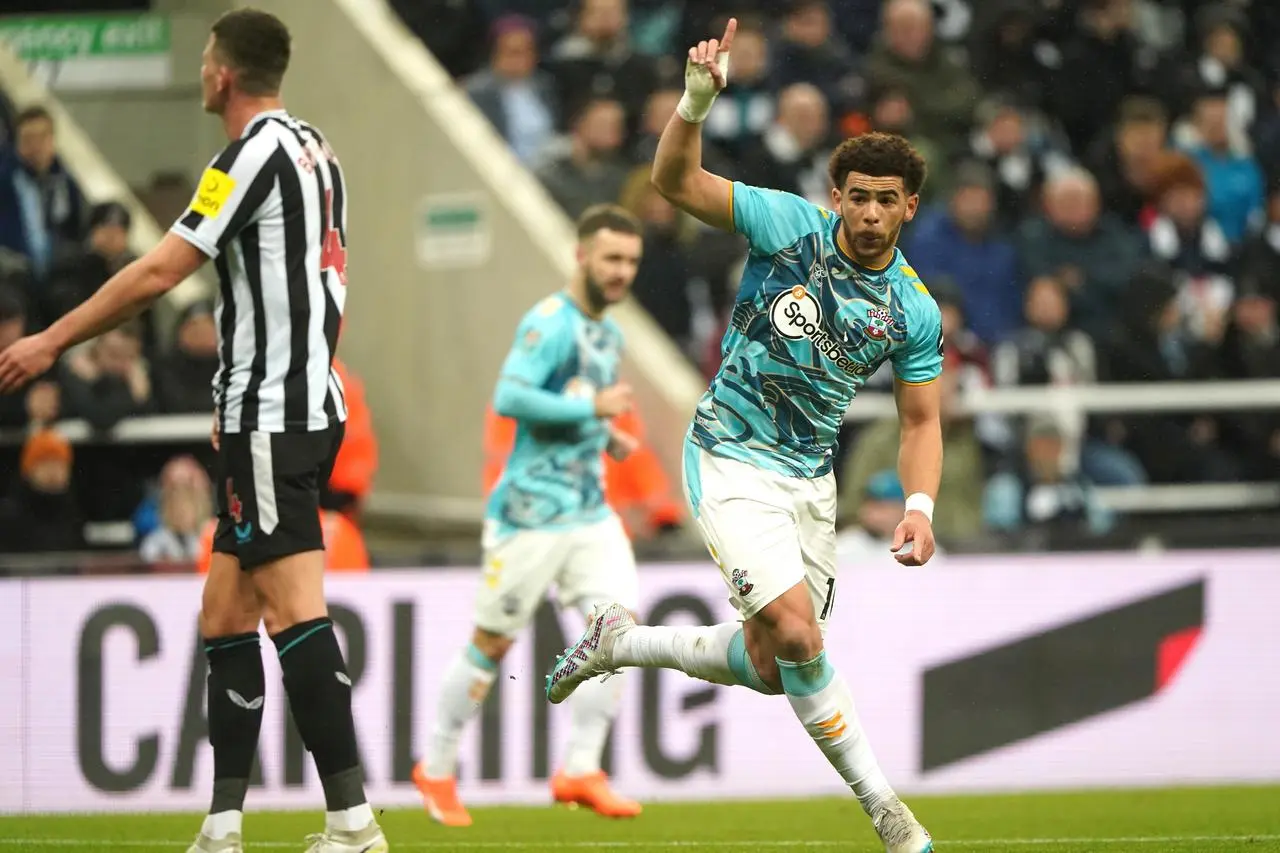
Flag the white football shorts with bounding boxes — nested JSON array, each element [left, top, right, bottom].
[[682, 441, 838, 631], [475, 513, 639, 637]]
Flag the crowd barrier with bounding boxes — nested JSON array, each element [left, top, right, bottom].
[[2, 551, 1278, 813]]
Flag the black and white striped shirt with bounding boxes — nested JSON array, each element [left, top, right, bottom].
[[172, 109, 349, 434]]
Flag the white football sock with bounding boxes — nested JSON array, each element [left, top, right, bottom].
[[325, 802, 375, 832], [421, 644, 497, 778], [613, 621, 777, 693], [561, 671, 626, 776], [200, 810, 242, 840], [778, 651, 895, 816]]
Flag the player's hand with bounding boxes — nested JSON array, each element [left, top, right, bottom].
[[211, 412, 220, 452], [606, 427, 640, 461], [688, 17, 736, 93], [594, 382, 634, 418], [890, 511, 936, 566], [0, 332, 59, 395]]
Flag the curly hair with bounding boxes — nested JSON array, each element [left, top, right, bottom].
[[828, 132, 928, 197]]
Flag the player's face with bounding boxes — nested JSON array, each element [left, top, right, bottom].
[[833, 172, 918, 266], [200, 35, 232, 114], [579, 228, 643, 309]]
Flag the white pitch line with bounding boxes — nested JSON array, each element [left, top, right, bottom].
[[2, 836, 1280, 849]]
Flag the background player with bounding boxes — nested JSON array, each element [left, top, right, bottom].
[[414, 205, 645, 826], [0, 10, 386, 853], [546, 19, 940, 853]]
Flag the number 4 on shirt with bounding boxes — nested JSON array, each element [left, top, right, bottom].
[[322, 188, 347, 285]]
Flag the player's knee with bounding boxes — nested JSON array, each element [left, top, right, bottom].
[[200, 595, 260, 638], [768, 613, 823, 663], [471, 628, 513, 663]]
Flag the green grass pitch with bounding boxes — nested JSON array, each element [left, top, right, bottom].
[[2, 786, 1279, 852]]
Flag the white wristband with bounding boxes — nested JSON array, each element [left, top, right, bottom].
[[676, 53, 729, 124], [904, 492, 935, 522]]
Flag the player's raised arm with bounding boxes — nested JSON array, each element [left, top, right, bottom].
[[651, 18, 737, 231]]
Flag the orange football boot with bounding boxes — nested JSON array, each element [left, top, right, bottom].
[[551, 770, 642, 818], [412, 764, 472, 827]]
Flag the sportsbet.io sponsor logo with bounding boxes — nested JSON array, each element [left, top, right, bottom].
[[768, 285, 875, 377]]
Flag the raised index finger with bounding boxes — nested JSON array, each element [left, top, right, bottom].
[[719, 17, 737, 54]]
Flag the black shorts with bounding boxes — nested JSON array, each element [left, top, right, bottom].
[[213, 424, 345, 571]]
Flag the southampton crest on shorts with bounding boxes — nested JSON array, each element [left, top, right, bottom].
[[732, 568, 754, 597]]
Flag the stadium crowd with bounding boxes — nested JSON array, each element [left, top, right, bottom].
[[397, 0, 1280, 542]]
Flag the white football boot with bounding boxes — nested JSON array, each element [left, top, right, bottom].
[[303, 822, 389, 853], [545, 603, 635, 704], [873, 798, 933, 853], [185, 833, 243, 853]]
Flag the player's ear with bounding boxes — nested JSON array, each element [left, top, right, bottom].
[[830, 186, 842, 211], [904, 193, 919, 222]]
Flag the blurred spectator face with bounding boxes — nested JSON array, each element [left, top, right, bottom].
[[159, 456, 212, 535], [642, 88, 682, 137], [785, 1, 831, 49], [1086, 0, 1132, 37], [1194, 95, 1230, 150], [0, 307, 23, 352], [636, 183, 677, 230], [93, 328, 141, 378], [1155, 295, 1181, 335], [1161, 183, 1206, 231], [1118, 117, 1166, 162], [1269, 191, 1280, 224], [1045, 174, 1101, 237], [987, 108, 1025, 155], [950, 184, 995, 235], [857, 497, 902, 537], [1025, 428, 1064, 483], [26, 457, 70, 494], [579, 227, 642, 306], [178, 310, 218, 357], [1234, 293, 1277, 336], [730, 28, 769, 85], [1204, 25, 1242, 68], [492, 26, 537, 80], [939, 302, 963, 340], [1025, 276, 1069, 332], [871, 89, 914, 132], [777, 84, 829, 152], [578, 0, 627, 44], [16, 114, 56, 175], [575, 100, 625, 156], [883, 0, 934, 63], [89, 220, 130, 260]]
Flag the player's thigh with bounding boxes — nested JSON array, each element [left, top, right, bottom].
[[684, 444, 806, 623], [558, 513, 638, 617], [200, 551, 261, 638], [223, 428, 338, 631], [474, 523, 566, 638], [797, 472, 839, 636]]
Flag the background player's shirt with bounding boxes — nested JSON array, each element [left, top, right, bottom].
[[487, 293, 623, 535], [690, 183, 944, 478]]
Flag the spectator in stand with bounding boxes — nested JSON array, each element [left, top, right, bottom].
[[153, 300, 219, 414], [138, 455, 213, 566], [547, 0, 658, 136], [0, 284, 30, 428], [968, 0, 1056, 113], [983, 416, 1116, 538], [1050, 0, 1167, 155], [1087, 96, 1170, 230], [865, 0, 981, 150], [863, 81, 948, 203], [1102, 262, 1238, 483], [968, 96, 1073, 230], [632, 86, 736, 178], [619, 166, 697, 353], [43, 201, 136, 331], [772, 0, 862, 118], [60, 321, 154, 433], [536, 97, 631, 219], [737, 83, 833, 207], [1183, 85, 1265, 244], [1017, 167, 1144, 342], [0, 429, 85, 553], [701, 19, 774, 161], [992, 273, 1147, 486], [0, 106, 87, 282], [1175, 5, 1267, 154], [835, 469, 941, 563], [1217, 272, 1280, 479], [323, 357, 379, 523], [902, 160, 1022, 346], [389, 0, 489, 78], [465, 14, 559, 169], [1145, 151, 1235, 345]]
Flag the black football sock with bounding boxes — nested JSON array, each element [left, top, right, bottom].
[[205, 632, 266, 816], [272, 617, 368, 812]]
